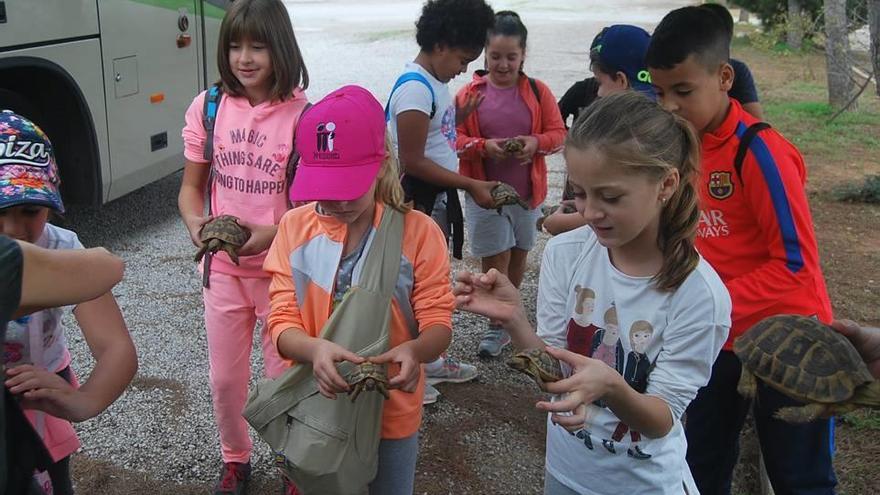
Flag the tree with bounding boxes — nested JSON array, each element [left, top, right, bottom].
[[825, 0, 856, 109], [870, 0, 880, 97], [788, 0, 805, 50]]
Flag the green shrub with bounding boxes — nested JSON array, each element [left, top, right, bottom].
[[833, 174, 880, 204]]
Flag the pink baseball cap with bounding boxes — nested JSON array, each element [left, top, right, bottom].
[[289, 85, 386, 202]]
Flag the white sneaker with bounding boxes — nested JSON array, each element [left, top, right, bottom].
[[423, 383, 440, 405], [426, 357, 479, 385]]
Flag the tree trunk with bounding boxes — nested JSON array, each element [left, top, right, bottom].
[[739, 8, 750, 24], [788, 0, 804, 50], [870, 0, 880, 97], [825, 0, 855, 109]]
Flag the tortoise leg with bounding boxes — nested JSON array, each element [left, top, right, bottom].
[[736, 369, 758, 399], [222, 244, 241, 265], [349, 382, 363, 403], [377, 382, 390, 400], [194, 244, 209, 263], [774, 403, 829, 423]]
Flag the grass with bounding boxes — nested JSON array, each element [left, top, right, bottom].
[[840, 410, 880, 431]]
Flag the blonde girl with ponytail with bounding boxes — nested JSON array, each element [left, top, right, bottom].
[[453, 91, 733, 494]]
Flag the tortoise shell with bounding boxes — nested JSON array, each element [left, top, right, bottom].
[[490, 183, 529, 211], [508, 348, 563, 388], [733, 315, 874, 404], [194, 215, 251, 264], [502, 138, 524, 154], [348, 362, 388, 386]]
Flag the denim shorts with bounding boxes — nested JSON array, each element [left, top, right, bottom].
[[464, 194, 542, 258]]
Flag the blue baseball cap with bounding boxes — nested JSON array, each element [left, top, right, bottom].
[[0, 110, 64, 212], [590, 25, 654, 97]]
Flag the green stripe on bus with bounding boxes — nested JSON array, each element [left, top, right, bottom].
[[129, 0, 226, 19]]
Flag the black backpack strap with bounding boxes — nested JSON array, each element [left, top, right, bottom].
[[734, 122, 771, 186], [528, 77, 540, 101]]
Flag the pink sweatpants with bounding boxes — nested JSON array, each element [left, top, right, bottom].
[[203, 272, 287, 463]]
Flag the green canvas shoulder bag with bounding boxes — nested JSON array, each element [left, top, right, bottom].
[[244, 206, 404, 495]]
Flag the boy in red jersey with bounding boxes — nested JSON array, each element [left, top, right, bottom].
[[647, 6, 835, 495]]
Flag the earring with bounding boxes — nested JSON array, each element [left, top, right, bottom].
[[661, 197, 667, 205]]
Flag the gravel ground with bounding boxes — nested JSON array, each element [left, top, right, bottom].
[[58, 0, 685, 491]]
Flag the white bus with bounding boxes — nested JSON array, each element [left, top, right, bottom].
[[0, 0, 226, 206]]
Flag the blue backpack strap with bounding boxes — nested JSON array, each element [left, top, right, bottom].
[[384, 72, 436, 123], [202, 84, 223, 162], [200, 84, 222, 289]]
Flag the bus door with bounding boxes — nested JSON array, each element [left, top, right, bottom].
[[99, 0, 202, 201]]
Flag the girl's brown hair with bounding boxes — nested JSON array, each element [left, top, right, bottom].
[[566, 91, 701, 291], [217, 0, 309, 101], [375, 132, 412, 214]]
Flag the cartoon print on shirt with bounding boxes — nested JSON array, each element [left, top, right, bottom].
[[590, 303, 624, 410], [440, 105, 457, 150], [567, 285, 600, 356], [574, 404, 602, 450], [604, 320, 655, 459], [591, 303, 624, 372]]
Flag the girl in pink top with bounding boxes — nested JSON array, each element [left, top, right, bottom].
[[177, 1, 310, 493]]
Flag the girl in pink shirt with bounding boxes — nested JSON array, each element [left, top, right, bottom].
[[177, 1, 310, 492]]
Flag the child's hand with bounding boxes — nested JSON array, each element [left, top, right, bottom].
[[536, 346, 620, 428], [831, 319, 880, 378], [468, 180, 501, 210], [453, 269, 526, 326], [513, 135, 539, 165], [183, 214, 213, 247], [456, 92, 484, 124], [5, 365, 98, 422], [370, 342, 421, 393], [236, 221, 277, 257], [483, 139, 508, 161], [312, 341, 365, 399]]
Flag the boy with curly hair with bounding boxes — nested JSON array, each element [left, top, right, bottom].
[[387, 0, 495, 404]]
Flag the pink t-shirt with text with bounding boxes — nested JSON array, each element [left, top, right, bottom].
[[183, 89, 309, 277]]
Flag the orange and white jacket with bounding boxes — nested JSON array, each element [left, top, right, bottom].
[[264, 202, 454, 439]]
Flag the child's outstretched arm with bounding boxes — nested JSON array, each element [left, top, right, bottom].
[[396, 111, 498, 209], [8, 293, 137, 422], [16, 242, 124, 318], [454, 269, 544, 350]]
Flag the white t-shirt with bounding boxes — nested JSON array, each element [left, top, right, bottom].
[[537, 226, 731, 495], [388, 62, 458, 172], [4, 224, 82, 373]]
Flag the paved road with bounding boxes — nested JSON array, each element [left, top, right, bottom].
[[62, 0, 686, 488]]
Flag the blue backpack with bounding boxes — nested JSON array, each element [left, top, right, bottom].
[[384, 72, 436, 122]]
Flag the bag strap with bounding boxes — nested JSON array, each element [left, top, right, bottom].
[[201, 84, 223, 288], [734, 122, 771, 187], [354, 206, 405, 296], [385, 72, 436, 122], [527, 77, 540, 101]]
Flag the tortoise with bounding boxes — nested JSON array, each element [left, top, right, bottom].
[[194, 215, 251, 266], [347, 362, 390, 402], [490, 183, 529, 213], [536, 203, 578, 231], [501, 138, 524, 154], [508, 348, 564, 390], [734, 314, 880, 423]]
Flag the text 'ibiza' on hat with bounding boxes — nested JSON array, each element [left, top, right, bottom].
[[289, 85, 386, 202], [591, 25, 654, 97], [0, 110, 64, 212]]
